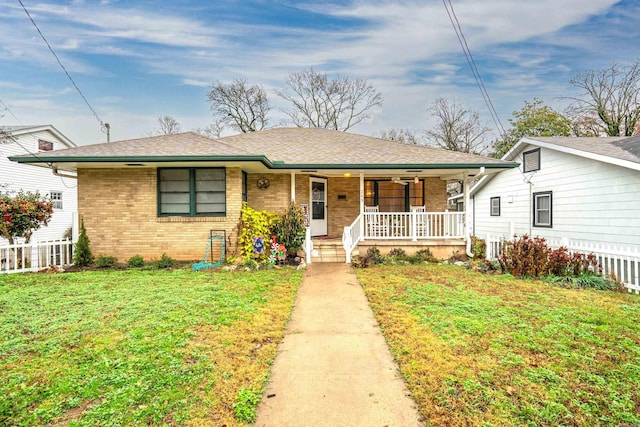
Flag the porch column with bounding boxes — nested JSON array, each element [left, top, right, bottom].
[[290, 172, 296, 202], [359, 173, 365, 239]]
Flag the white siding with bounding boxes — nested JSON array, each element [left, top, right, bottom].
[[473, 144, 640, 248], [1, 129, 77, 243]]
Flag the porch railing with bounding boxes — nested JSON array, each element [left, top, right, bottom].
[[342, 215, 363, 263], [362, 211, 465, 240], [1, 239, 74, 274], [342, 211, 465, 263]]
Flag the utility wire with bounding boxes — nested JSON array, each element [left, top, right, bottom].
[[442, 0, 507, 139], [0, 98, 23, 124], [17, 0, 110, 141]]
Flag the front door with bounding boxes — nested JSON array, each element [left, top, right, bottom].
[[310, 177, 328, 236]]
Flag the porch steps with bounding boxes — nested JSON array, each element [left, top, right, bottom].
[[311, 239, 347, 263]]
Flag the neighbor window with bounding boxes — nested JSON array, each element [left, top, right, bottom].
[[38, 139, 54, 151], [50, 191, 63, 209], [533, 191, 552, 227], [490, 197, 500, 216], [523, 148, 541, 172], [158, 168, 225, 217]]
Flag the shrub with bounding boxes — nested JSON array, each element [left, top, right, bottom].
[[366, 247, 385, 265], [388, 248, 407, 258], [127, 254, 145, 268], [498, 235, 550, 277], [238, 203, 280, 262], [415, 248, 439, 263], [73, 219, 93, 267], [95, 255, 117, 268], [153, 253, 175, 269], [273, 202, 306, 253], [470, 236, 486, 259]]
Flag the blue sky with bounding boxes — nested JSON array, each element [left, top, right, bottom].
[[1, 0, 639, 145]]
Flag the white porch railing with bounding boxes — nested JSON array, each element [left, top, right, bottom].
[[342, 211, 465, 263], [485, 234, 640, 294], [0, 239, 73, 274], [362, 211, 465, 240], [342, 215, 363, 263]]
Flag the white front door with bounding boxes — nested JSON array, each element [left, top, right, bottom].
[[310, 177, 328, 236]]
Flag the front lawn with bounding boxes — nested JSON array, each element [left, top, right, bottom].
[[0, 268, 303, 426], [356, 264, 640, 427]]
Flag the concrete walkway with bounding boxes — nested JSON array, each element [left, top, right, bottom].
[[254, 263, 424, 427]]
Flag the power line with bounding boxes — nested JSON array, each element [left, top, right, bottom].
[[442, 0, 507, 139], [17, 0, 110, 141], [0, 99, 23, 124]]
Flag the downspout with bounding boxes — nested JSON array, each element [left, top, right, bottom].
[[465, 167, 485, 257], [52, 168, 77, 180]]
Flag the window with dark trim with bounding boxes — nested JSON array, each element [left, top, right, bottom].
[[533, 191, 552, 227], [523, 148, 541, 172], [364, 179, 423, 211], [50, 191, 63, 209], [490, 196, 500, 216], [158, 168, 225, 217], [242, 171, 248, 203], [38, 139, 54, 151]]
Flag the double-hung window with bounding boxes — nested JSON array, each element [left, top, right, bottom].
[[50, 191, 63, 209], [490, 197, 500, 216], [158, 168, 225, 217], [533, 191, 552, 227]]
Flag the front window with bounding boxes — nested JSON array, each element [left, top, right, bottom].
[[364, 179, 423, 211], [50, 191, 63, 209], [533, 191, 552, 227], [158, 168, 225, 217]]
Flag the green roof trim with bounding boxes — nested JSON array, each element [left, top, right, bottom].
[[9, 153, 519, 170]]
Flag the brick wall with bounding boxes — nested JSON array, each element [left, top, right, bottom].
[[327, 177, 360, 237], [246, 173, 291, 214], [77, 167, 244, 262], [424, 178, 447, 211]]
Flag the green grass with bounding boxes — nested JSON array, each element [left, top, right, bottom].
[[356, 264, 640, 427], [0, 268, 303, 427]]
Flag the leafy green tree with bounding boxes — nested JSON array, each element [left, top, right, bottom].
[[492, 98, 571, 158], [0, 191, 53, 244]]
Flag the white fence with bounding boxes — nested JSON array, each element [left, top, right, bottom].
[[484, 234, 640, 294], [362, 211, 465, 240], [0, 239, 73, 274]]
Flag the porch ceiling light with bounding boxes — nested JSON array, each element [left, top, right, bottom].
[[343, 172, 351, 178], [414, 176, 419, 184]]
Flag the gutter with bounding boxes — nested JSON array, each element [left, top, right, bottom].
[[53, 168, 77, 180]]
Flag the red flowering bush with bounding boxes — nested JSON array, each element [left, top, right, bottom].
[[0, 191, 53, 244]]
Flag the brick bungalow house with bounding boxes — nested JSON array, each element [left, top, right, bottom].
[[10, 127, 517, 263]]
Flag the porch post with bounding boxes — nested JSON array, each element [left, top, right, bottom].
[[359, 173, 365, 239], [290, 172, 296, 202]]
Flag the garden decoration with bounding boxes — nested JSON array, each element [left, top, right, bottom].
[[192, 234, 226, 271], [268, 235, 287, 266], [253, 236, 265, 255]]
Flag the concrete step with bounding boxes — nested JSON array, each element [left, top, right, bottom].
[[311, 241, 347, 263]]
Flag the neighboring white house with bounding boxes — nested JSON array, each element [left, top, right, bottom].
[[470, 136, 640, 249], [0, 125, 77, 243]]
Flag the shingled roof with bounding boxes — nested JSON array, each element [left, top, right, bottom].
[[526, 136, 640, 165], [10, 127, 517, 170]]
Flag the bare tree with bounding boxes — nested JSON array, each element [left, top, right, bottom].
[[277, 68, 383, 131], [567, 61, 640, 137], [145, 115, 181, 136], [425, 98, 491, 154], [207, 78, 270, 133], [378, 128, 422, 145], [564, 107, 606, 137], [193, 120, 225, 139]]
